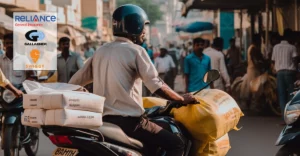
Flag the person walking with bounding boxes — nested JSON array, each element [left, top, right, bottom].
[[184, 38, 211, 93], [204, 37, 231, 92], [155, 48, 176, 87], [49, 37, 84, 83], [272, 29, 298, 117], [226, 38, 242, 82]]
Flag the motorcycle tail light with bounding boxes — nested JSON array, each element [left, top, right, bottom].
[[49, 135, 72, 145]]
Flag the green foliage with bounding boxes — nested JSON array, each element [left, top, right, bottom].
[[117, 0, 163, 25]]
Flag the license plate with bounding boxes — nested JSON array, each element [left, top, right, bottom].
[[53, 147, 79, 156]]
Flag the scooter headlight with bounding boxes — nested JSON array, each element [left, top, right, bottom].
[[284, 101, 300, 125], [2, 89, 16, 103]]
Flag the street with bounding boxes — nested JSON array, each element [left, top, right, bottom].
[[6, 76, 284, 156]]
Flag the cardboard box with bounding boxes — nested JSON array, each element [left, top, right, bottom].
[[39, 4, 57, 12], [16, 0, 39, 11], [45, 109, 103, 128], [21, 109, 46, 128], [0, 0, 15, 5], [23, 91, 105, 113]]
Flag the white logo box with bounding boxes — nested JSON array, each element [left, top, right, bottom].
[[23, 91, 105, 113]]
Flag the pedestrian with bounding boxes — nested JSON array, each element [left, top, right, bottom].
[[240, 34, 266, 111], [69, 4, 197, 156], [0, 33, 34, 85], [226, 38, 242, 82], [204, 37, 231, 92], [84, 43, 95, 60], [184, 38, 212, 93], [155, 48, 176, 87], [49, 37, 84, 83], [272, 29, 299, 117]]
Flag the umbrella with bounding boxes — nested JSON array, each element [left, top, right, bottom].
[[175, 21, 213, 33]]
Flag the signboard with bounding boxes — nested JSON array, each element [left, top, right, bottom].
[[13, 12, 57, 71]]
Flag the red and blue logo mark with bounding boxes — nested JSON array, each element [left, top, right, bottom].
[[15, 15, 56, 22]]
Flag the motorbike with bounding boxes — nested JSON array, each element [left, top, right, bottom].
[[0, 76, 48, 156], [275, 84, 300, 156], [41, 69, 221, 156], [0, 85, 39, 156]]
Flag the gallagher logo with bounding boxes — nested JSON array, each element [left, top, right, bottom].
[[25, 30, 45, 41], [24, 30, 47, 46], [15, 15, 57, 22]]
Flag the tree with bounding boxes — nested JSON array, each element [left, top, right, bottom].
[[116, 0, 163, 25]]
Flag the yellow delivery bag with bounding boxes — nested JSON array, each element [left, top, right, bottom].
[[143, 97, 167, 109], [191, 133, 231, 156], [172, 89, 243, 142]]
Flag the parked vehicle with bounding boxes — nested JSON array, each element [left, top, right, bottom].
[[0, 85, 39, 156], [275, 84, 300, 156]]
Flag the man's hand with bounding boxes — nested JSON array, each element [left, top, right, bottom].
[[182, 93, 198, 105], [13, 89, 23, 98]]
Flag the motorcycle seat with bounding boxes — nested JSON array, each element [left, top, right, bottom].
[[98, 122, 144, 151]]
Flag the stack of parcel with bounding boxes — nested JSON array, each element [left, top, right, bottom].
[[21, 80, 105, 129]]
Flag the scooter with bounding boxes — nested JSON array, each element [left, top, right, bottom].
[[275, 84, 300, 156], [0, 85, 39, 156], [41, 70, 221, 156]]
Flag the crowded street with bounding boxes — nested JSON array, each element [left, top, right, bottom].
[[0, 0, 300, 156]]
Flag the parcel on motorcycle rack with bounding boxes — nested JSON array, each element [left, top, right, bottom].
[[21, 81, 105, 129], [172, 89, 243, 142]]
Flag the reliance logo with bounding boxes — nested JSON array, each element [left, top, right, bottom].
[[15, 15, 57, 22]]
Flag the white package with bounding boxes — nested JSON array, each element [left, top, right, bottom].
[[21, 109, 46, 128], [23, 91, 105, 113], [45, 109, 103, 129]]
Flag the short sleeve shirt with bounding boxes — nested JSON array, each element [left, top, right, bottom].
[[184, 53, 211, 92]]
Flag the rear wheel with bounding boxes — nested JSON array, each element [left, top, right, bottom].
[[3, 124, 20, 156], [24, 127, 39, 156]]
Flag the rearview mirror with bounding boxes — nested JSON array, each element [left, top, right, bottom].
[[203, 70, 220, 84]]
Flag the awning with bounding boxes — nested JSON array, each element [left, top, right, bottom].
[[181, 0, 267, 16], [175, 21, 213, 33]]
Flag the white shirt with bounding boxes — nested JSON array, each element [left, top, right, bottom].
[[272, 41, 298, 72], [154, 55, 175, 74], [69, 37, 163, 117], [0, 54, 27, 85], [203, 47, 230, 90]]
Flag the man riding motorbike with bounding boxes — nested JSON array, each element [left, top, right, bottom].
[[69, 4, 198, 156]]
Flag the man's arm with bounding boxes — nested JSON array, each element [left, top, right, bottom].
[[69, 57, 93, 86], [0, 70, 23, 97], [136, 49, 184, 102]]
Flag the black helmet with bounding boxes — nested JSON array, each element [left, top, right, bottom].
[[112, 4, 150, 37]]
